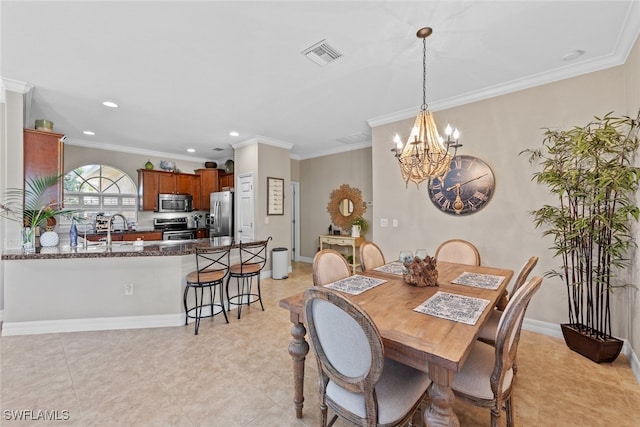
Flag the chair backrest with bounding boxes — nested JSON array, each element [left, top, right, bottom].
[[313, 249, 351, 286], [237, 237, 271, 273], [434, 239, 481, 265], [511, 256, 538, 295], [303, 287, 384, 422], [359, 241, 386, 272], [492, 276, 543, 396]]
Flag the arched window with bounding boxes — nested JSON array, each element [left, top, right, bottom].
[[63, 165, 137, 227]]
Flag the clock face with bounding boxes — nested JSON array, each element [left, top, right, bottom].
[[428, 155, 495, 215]]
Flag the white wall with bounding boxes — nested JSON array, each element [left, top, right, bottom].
[[372, 63, 631, 341]]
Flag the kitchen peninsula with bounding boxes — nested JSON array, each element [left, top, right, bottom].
[[1, 238, 268, 336]]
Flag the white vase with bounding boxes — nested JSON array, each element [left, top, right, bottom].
[[351, 225, 361, 238], [40, 230, 60, 247]]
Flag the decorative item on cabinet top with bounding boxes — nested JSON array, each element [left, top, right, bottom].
[[35, 119, 54, 132], [159, 160, 176, 172], [204, 161, 217, 168]]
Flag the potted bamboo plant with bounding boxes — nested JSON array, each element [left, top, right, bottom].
[[522, 111, 640, 363]]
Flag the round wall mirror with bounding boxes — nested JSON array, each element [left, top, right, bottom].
[[327, 184, 366, 230], [339, 198, 354, 216]]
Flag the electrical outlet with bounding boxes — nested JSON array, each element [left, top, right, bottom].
[[392, 219, 399, 227], [124, 284, 134, 296]]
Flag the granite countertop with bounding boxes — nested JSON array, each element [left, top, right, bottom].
[[1, 237, 237, 260]]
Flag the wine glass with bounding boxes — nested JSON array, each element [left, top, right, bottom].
[[399, 250, 414, 265], [415, 249, 428, 260]]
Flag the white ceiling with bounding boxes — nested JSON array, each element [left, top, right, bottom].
[[2, 1, 639, 162]]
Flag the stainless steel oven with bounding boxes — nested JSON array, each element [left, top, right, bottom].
[[153, 217, 197, 241]]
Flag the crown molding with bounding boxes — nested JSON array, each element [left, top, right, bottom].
[[64, 138, 216, 163], [232, 135, 294, 150], [297, 141, 372, 160], [1, 77, 34, 95]]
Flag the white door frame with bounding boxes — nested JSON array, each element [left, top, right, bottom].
[[290, 181, 300, 261], [236, 173, 255, 242]]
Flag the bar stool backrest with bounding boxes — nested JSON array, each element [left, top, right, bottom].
[[237, 237, 272, 275], [194, 246, 231, 283]]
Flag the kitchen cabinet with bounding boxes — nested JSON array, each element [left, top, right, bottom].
[[122, 231, 162, 241], [219, 172, 234, 189], [85, 231, 163, 242], [138, 169, 201, 211], [196, 228, 209, 239], [195, 169, 219, 210], [23, 129, 64, 206]]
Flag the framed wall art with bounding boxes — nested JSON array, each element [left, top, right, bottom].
[[267, 177, 284, 215]]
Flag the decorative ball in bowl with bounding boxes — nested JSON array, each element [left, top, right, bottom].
[[159, 161, 176, 171], [403, 255, 439, 287]]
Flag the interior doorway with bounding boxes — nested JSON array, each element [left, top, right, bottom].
[[290, 181, 300, 261]]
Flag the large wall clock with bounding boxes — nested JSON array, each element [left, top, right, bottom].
[[427, 155, 495, 215]]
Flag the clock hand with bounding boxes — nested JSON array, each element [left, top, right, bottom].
[[446, 173, 488, 192]]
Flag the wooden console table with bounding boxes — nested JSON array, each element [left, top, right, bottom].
[[318, 234, 364, 274]]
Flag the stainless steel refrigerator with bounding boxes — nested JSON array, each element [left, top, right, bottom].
[[209, 191, 234, 237]]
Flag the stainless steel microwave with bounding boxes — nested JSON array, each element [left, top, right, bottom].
[[157, 193, 193, 212]]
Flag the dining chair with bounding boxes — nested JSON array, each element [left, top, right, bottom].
[[451, 276, 543, 427], [226, 237, 271, 319], [303, 286, 431, 427], [312, 249, 352, 286], [478, 256, 539, 345], [434, 239, 481, 265], [184, 246, 230, 334], [359, 241, 386, 272]]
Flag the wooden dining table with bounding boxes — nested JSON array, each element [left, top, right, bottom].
[[278, 260, 514, 427]]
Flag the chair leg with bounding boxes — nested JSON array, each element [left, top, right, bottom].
[[256, 275, 264, 311], [194, 286, 203, 335], [183, 285, 190, 326], [216, 282, 229, 323], [505, 396, 514, 427]]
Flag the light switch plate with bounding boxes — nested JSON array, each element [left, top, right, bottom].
[[380, 218, 388, 227]]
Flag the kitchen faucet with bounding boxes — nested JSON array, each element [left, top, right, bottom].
[[106, 214, 128, 246]]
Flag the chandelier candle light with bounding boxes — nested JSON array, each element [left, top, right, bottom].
[[393, 27, 462, 187]]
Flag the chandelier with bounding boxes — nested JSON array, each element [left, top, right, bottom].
[[392, 27, 461, 187]]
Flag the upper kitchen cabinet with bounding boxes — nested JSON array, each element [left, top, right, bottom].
[[219, 172, 234, 189], [23, 129, 64, 206], [138, 169, 201, 211], [195, 169, 219, 211]]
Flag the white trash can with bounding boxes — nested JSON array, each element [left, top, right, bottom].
[[271, 247, 289, 279]]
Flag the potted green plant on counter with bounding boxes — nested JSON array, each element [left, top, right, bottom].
[[522, 111, 640, 363], [0, 175, 76, 252]]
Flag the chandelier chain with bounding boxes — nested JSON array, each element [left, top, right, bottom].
[[422, 36, 427, 112]]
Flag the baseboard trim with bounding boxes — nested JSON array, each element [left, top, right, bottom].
[[523, 318, 639, 384], [298, 256, 314, 263], [1, 314, 184, 336]]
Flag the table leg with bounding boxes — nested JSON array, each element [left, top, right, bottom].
[[288, 321, 309, 418], [424, 364, 460, 427]]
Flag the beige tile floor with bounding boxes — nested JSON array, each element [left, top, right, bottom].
[[1, 261, 639, 426]]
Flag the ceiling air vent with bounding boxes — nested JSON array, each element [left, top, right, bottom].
[[302, 39, 343, 66], [337, 133, 370, 145], [211, 147, 224, 152]]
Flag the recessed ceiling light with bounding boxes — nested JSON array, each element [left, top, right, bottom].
[[102, 101, 119, 108], [229, 131, 239, 137], [83, 130, 95, 135], [187, 148, 195, 153], [561, 50, 585, 62]]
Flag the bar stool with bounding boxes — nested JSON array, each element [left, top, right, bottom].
[[226, 237, 271, 319], [184, 246, 230, 334]]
